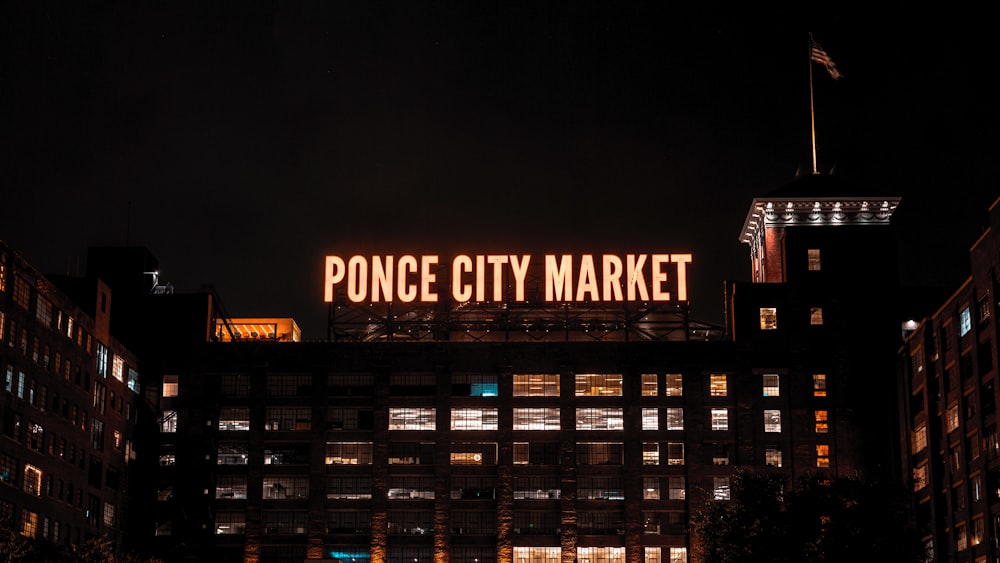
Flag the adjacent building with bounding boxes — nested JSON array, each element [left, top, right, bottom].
[[898, 195, 1000, 562]]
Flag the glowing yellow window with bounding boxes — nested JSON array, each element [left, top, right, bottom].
[[815, 410, 828, 433]]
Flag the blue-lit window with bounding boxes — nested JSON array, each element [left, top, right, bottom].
[[95, 343, 109, 378], [961, 307, 972, 337], [127, 367, 140, 393]]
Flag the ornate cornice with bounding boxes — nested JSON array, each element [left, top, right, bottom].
[[740, 196, 901, 244]]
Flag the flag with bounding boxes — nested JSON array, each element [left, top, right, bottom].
[[810, 34, 842, 80]]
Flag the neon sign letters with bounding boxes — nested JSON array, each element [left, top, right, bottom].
[[324, 254, 691, 304]]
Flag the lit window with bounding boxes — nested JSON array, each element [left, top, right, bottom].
[[711, 408, 728, 431], [709, 374, 727, 397], [20, 509, 38, 538], [810, 307, 823, 325], [759, 307, 777, 330], [713, 477, 730, 500], [103, 502, 116, 527], [575, 373, 623, 396], [453, 374, 497, 396], [913, 464, 928, 491], [219, 408, 250, 431], [576, 408, 624, 430], [764, 410, 781, 433], [388, 408, 435, 430], [762, 374, 780, 397], [665, 408, 683, 430], [816, 444, 830, 467], [512, 374, 559, 396], [215, 511, 246, 535], [948, 403, 960, 432], [815, 410, 828, 433], [127, 367, 140, 393], [450, 408, 498, 430], [513, 408, 560, 430], [23, 464, 42, 496], [643, 408, 659, 430], [765, 447, 782, 467], [643, 442, 659, 465], [956, 523, 967, 551], [451, 442, 497, 464], [665, 374, 683, 396], [979, 293, 991, 323], [644, 477, 660, 499], [160, 410, 178, 433], [813, 374, 827, 397], [961, 307, 972, 337], [324, 442, 373, 465], [112, 356, 124, 382], [972, 515, 984, 546], [162, 375, 178, 398], [807, 248, 821, 271], [642, 374, 658, 396], [669, 547, 687, 563], [95, 343, 109, 378]]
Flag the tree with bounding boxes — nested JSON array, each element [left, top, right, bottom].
[[692, 469, 927, 563]]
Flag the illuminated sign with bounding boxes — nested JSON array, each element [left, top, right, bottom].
[[324, 254, 691, 304]]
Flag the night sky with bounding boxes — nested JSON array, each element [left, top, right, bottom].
[[2, 4, 997, 338]]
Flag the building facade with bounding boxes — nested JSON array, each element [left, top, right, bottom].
[[898, 195, 1000, 562], [143, 174, 907, 562], [0, 241, 145, 556]]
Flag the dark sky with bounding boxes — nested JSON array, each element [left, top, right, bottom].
[[2, 4, 997, 338]]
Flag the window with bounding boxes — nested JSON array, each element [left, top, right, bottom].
[[513, 408, 560, 430], [388, 408, 435, 430], [95, 343, 109, 378], [979, 293, 992, 323], [709, 374, 727, 397], [667, 476, 685, 500], [578, 476, 624, 500], [327, 407, 373, 430], [452, 374, 497, 396], [219, 408, 250, 431], [451, 408, 498, 430], [948, 403, 960, 432], [20, 509, 38, 538], [23, 464, 42, 496], [103, 502, 116, 527], [644, 477, 660, 499], [265, 407, 311, 431], [762, 374, 779, 397], [35, 297, 52, 327], [711, 408, 728, 431], [961, 307, 972, 337], [218, 442, 249, 465], [665, 407, 683, 430], [327, 476, 372, 500], [216, 475, 248, 499], [215, 511, 246, 534], [807, 248, 821, 271], [450, 442, 497, 464], [813, 374, 827, 397], [575, 373, 623, 396], [956, 522, 968, 551], [264, 475, 310, 500], [765, 447, 782, 467], [162, 375, 178, 398], [127, 367, 140, 393], [972, 515, 984, 546], [643, 442, 659, 465], [576, 442, 623, 465], [261, 511, 308, 535], [810, 307, 824, 325], [759, 307, 777, 330], [666, 442, 684, 465], [513, 547, 560, 563], [642, 408, 659, 430], [815, 410, 828, 433], [665, 374, 683, 396], [513, 442, 559, 465], [713, 477, 730, 500], [513, 374, 559, 396], [576, 408, 623, 430], [220, 373, 249, 397], [816, 444, 830, 467], [913, 464, 928, 491], [512, 476, 556, 499], [712, 443, 730, 465], [328, 510, 372, 534], [388, 442, 434, 464], [111, 355, 124, 382], [642, 374, 657, 396], [12, 277, 30, 309], [160, 410, 177, 433], [267, 374, 311, 397], [325, 442, 373, 465]]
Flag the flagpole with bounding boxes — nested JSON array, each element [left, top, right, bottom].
[[808, 32, 818, 175]]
